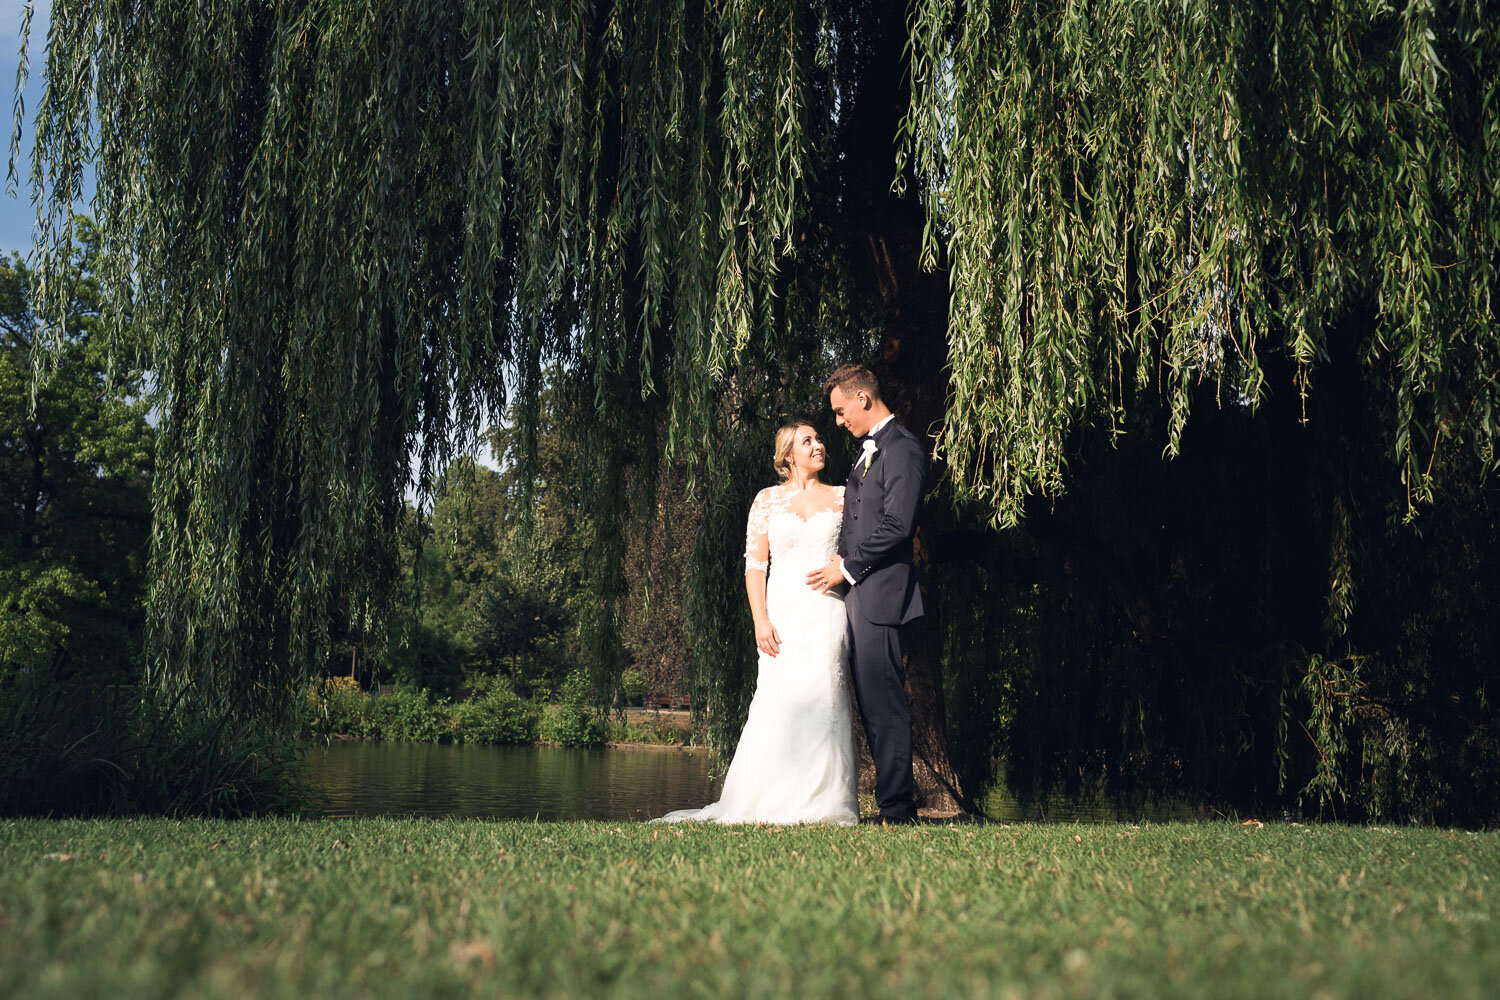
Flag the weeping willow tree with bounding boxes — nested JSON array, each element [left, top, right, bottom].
[[19, 1, 1499, 817], [899, 0, 1499, 818], [906, 0, 1498, 520]]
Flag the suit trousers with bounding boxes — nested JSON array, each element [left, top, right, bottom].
[[846, 587, 917, 822]]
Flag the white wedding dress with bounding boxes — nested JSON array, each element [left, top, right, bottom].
[[656, 483, 859, 825]]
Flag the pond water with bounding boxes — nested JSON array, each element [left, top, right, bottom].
[[304, 741, 720, 822], [304, 741, 1201, 823]]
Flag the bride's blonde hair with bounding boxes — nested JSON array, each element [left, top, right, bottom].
[[772, 422, 816, 483]]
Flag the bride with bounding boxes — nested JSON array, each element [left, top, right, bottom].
[[656, 422, 859, 825]]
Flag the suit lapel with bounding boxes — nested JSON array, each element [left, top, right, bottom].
[[863, 422, 899, 479], [849, 421, 900, 490]]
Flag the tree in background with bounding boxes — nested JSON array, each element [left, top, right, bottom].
[[22, 1, 1500, 820], [372, 381, 600, 699], [431, 461, 577, 697], [0, 220, 152, 685], [379, 517, 473, 694]]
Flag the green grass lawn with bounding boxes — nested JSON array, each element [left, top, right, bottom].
[[1, 818, 1495, 998]]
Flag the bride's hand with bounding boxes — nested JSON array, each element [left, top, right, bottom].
[[754, 618, 782, 657]]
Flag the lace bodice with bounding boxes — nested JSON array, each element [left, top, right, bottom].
[[744, 484, 845, 572]]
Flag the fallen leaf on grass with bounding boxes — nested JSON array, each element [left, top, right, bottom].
[[1242, 820, 1264, 828], [449, 941, 496, 967], [43, 853, 75, 861], [210, 839, 227, 850]]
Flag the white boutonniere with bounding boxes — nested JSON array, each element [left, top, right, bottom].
[[860, 438, 878, 476]]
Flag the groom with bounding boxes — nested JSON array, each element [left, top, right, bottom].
[[807, 364, 926, 825]]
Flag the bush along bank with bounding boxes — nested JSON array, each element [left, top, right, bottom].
[[2, 675, 311, 818], [299, 675, 691, 749]]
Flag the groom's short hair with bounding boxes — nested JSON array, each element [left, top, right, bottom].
[[823, 364, 882, 402]]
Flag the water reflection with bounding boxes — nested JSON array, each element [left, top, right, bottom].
[[304, 741, 721, 822], [304, 741, 1200, 824]]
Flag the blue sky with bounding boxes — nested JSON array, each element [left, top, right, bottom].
[[0, 1, 95, 259]]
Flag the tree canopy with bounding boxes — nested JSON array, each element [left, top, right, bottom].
[[910, 1, 1499, 520], [17, 1, 1500, 819]]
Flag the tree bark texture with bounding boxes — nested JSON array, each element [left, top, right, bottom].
[[836, 1, 972, 814]]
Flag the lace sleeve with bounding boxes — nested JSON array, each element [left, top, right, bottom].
[[744, 489, 771, 572]]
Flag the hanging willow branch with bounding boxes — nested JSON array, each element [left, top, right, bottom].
[[17, 0, 1499, 727], [18, 0, 836, 719], [905, 0, 1498, 525]]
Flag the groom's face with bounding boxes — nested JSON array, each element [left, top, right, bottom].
[[828, 386, 871, 437]]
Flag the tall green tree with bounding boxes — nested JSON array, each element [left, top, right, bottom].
[[20, 1, 1499, 818], [1, 220, 152, 684], [429, 441, 583, 696]]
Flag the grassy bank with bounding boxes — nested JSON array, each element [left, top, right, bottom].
[[301, 679, 693, 748], [2, 818, 1495, 998]]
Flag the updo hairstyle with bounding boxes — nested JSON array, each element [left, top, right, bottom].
[[772, 422, 815, 483]]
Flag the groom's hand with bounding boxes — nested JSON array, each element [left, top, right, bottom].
[[806, 558, 845, 594]]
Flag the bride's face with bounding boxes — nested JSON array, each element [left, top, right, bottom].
[[790, 426, 826, 474]]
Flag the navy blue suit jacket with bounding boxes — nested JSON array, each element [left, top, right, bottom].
[[838, 419, 927, 625]]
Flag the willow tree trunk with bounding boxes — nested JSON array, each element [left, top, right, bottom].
[[837, 2, 972, 815]]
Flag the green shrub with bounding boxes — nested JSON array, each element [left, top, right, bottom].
[[459, 670, 501, 695], [302, 677, 373, 738], [452, 685, 538, 744], [539, 671, 605, 747], [365, 688, 451, 742], [299, 677, 697, 747], [619, 668, 645, 707], [606, 716, 689, 746], [0, 675, 310, 818], [539, 705, 605, 747]]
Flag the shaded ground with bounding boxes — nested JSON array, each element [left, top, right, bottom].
[[616, 708, 694, 736], [609, 708, 697, 749]]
